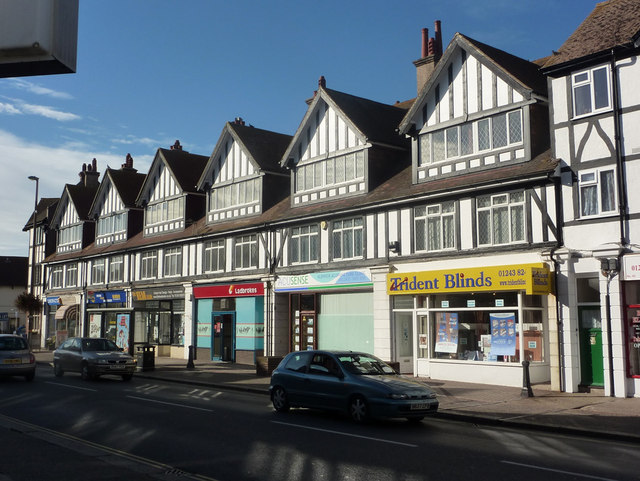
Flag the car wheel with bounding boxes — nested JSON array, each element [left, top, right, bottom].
[[53, 361, 64, 377], [272, 386, 290, 412], [349, 395, 369, 423], [25, 371, 35, 382], [81, 363, 94, 381], [122, 373, 133, 381]]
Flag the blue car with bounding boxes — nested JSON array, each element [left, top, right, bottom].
[[269, 350, 438, 422]]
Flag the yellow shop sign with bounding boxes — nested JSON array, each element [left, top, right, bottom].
[[387, 263, 551, 296]]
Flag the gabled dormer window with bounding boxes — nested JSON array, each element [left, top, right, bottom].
[[209, 178, 260, 212], [97, 212, 127, 237], [419, 110, 522, 165], [58, 224, 82, 252], [146, 197, 184, 227], [294, 151, 365, 194]]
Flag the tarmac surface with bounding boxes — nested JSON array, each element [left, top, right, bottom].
[[30, 350, 640, 444]]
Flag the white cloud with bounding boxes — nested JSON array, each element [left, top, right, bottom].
[[8, 78, 73, 99], [112, 135, 163, 147], [19, 103, 81, 121], [0, 102, 21, 115]]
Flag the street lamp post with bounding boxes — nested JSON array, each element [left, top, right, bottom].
[[28, 175, 39, 348]]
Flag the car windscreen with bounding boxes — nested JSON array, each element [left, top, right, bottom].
[[0, 337, 27, 351], [82, 339, 118, 352], [337, 354, 395, 375]]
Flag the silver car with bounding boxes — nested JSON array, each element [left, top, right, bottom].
[[0, 334, 36, 381], [53, 337, 136, 381], [270, 350, 439, 422]]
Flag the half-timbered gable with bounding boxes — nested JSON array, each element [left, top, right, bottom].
[[280, 80, 410, 207], [400, 34, 549, 183], [198, 119, 291, 224], [136, 141, 208, 237], [89, 155, 145, 247], [50, 160, 100, 254]]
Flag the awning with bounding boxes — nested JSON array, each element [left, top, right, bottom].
[[55, 304, 79, 320]]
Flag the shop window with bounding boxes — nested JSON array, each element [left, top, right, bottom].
[[477, 191, 525, 246], [332, 217, 364, 260], [624, 281, 640, 377], [579, 168, 616, 217], [414, 201, 455, 252], [290, 224, 319, 264], [572, 65, 610, 117], [204, 239, 225, 273]]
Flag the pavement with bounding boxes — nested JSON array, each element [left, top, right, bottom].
[[33, 351, 640, 444]]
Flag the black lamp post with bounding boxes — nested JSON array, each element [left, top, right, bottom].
[[28, 175, 39, 347]]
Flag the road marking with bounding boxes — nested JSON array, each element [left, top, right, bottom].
[[271, 421, 418, 448], [127, 395, 214, 412], [45, 382, 97, 392], [501, 460, 619, 481]]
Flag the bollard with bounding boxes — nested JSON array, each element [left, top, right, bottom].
[[187, 345, 195, 369], [521, 360, 534, 398]]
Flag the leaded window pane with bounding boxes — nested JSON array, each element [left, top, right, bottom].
[[354, 228, 363, 257], [415, 218, 426, 251], [508, 111, 522, 143], [314, 162, 323, 188], [477, 196, 491, 208], [446, 127, 459, 158], [433, 130, 445, 162], [493, 206, 509, 244], [478, 119, 490, 151], [460, 123, 473, 155], [336, 156, 345, 183], [478, 210, 491, 244], [420, 134, 431, 165], [492, 114, 508, 148], [304, 165, 313, 190], [443, 215, 455, 248], [427, 217, 441, 251], [345, 154, 355, 181], [332, 231, 342, 258], [326, 159, 334, 184], [356, 151, 365, 178], [511, 205, 525, 241], [442, 201, 455, 213]]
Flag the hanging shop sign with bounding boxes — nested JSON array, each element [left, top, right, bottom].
[[274, 269, 373, 292], [131, 286, 184, 301], [622, 255, 640, 281], [193, 282, 264, 299], [387, 263, 551, 296]]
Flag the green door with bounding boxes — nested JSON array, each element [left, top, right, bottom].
[[579, 307, 604, 387]]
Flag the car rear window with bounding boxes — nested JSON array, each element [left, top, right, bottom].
[[0, 337, 27, 351]]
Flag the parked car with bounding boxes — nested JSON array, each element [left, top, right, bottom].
[[269, 350, 438, 422], [0, 334, 36, 381], [53, 337, 136, 381]]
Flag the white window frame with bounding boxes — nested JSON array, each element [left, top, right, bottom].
[[140, 251, 158, 279], [414, 201, 456, 252], [65, 263, 77, 288], [109, 255, 124, 283], [145, 197, 184, 227], [572, 64, 611, 118], [58, 224, 82, 249], [290, 224, 320, 264], [234, 235, 258, 270], [578, 167, 617, 218], [91, 259, 105, 285], [163, 247, 182, 277], [295, 150, 365, 194], [50, 265, 63, 289], [477, 191, 526, 246], [209, 178, 259, 212], [332, 217, 364, 260], [203, 239, 225, 273]]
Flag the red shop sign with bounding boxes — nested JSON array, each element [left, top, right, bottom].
[[194, 283, 264, 299]]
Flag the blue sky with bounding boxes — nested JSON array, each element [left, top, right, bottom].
[[0, 0, 597, 256]]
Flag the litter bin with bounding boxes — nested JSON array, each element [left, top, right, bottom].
[[136, 345, 155, 371]]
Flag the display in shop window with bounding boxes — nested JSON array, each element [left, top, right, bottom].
[[490, 313, 516, 357], [435, 312, 458, 353]]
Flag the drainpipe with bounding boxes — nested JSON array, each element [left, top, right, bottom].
[[610, 49, 628, 246], [550, 248, 566, 392]]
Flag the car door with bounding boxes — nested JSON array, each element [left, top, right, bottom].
[[279, 352, 312, 406], [304, 353, 347, 410], [56, 339, 74, 371], [66, 338, 83, 372]]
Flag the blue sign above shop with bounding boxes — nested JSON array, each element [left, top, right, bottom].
[[87, 290, 127, 304]]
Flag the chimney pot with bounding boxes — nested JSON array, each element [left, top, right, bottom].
[[171, 140, 182, 151], [421, 28, 429, 58], [318, 76, 326, 89]]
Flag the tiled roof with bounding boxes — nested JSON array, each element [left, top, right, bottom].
[[66, 183, 100, 220], [229, 123, 292, 173], [107, 168, 147, 207], [542, 0, 640, 69], [22, 197, 59, 231], [160, 148, 209, 193], [324, 88, 410, 148]]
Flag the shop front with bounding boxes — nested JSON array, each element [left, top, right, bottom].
[[131, 286, 185, 358], [622, 254, 640, 396], [86, 290, 132, 353], [46, 294, 81, 348], [274, 269, 374, 354], [387, 261, 553, 387], [193, 282, 265, 365]]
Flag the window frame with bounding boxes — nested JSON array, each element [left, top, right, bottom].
[[233, 235, 258, 270], [65, 263, 77, 288], [571, 64, 611, 118], [203, 239, 225, 273], [91, 258, 105, 285], [414, 201, 456, 252], [578, 167, 617, 218], [290, 224, 320, 264], [476, 191, 526, 247], [109, 255, 124, 283], [163, 247, 183, 277], [50, 265, 63, 289], [331, 217, 364, 261], [140, 251, 158, 280]]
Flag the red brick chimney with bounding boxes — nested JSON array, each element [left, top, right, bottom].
[[121, 153, 137, 172], [413, 21, 443, 94], [79, 158, 100, 187]]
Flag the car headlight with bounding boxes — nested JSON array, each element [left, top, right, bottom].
[[427, 392, 437, 399], [389, 393, 409, 400]]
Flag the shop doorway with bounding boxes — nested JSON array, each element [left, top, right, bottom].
[[393, 312, 413, 374], [212, 312, 235, 361], [579, 306, 604, 387]]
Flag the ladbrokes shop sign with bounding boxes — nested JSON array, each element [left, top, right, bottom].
[[387, 263, 551, 296]]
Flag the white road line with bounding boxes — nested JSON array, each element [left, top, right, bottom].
[[501, 460, 619, 481], [44, 382, 97, 392], [127, 395, 214, 412], [271, 420, 418, 448]]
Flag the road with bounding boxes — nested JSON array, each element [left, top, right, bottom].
[[0, 369, 638, 481]]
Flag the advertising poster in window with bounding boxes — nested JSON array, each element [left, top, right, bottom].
[[116, 314, 130, 352], [435, 312, 458, 353], [89, 313, 101, 338], [490, 313, 516, 356]]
